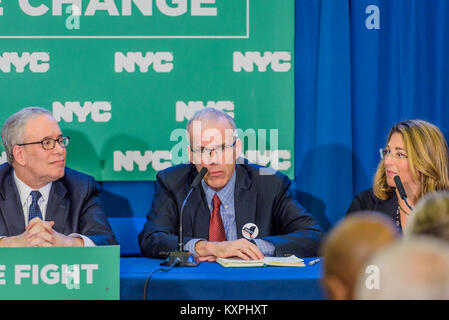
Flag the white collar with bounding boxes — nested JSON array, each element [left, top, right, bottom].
[[13, 170, 52, 206]]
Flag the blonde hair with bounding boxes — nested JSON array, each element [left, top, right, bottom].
[[406, 191, 449, 240], [373, 120, 449, 200]]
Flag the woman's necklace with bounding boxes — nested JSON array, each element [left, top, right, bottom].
[[398, 203, 412, 216]]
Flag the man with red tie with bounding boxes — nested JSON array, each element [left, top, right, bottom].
[[138, 108, 322, 261]]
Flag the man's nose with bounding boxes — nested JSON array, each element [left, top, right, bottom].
[[208, 149, 223, 163], [53, 141, 66, 154], [202, 150, 218, 166]]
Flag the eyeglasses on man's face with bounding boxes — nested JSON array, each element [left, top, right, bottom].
[[379, 148, 408, 160], [18, 136, 70, 150], [191, 139, 237, 158]]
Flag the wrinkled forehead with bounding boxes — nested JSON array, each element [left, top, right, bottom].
[[24, 114, 61, 140], [188, 118, 236, 146]]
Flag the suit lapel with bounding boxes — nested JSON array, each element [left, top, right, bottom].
[[45, 179, 70, 233], [234, 165, 257, 239], [183, 166, 210, 239], [0, 167, 26, 235], [189, 184, 210, 239]]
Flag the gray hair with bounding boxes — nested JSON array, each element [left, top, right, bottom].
[[1, 107, 52, 164], [186, 108, 236, 144], [355, 237, 449, 299]]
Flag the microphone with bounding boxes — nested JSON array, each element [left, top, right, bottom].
[[161, 167, 208, 267], [394, 175, 413, 210], [189, 167, 208, 191]]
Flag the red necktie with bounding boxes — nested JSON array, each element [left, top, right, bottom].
[[209, 194, 227, 241]]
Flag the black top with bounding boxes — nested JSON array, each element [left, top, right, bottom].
[[346, 188, 402, 234]]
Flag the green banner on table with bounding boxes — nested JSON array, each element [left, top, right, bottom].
[[0, 0, 294, 181], [0, 246, 120, 300]]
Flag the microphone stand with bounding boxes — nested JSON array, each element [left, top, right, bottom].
[[161, 167, 207, 267]]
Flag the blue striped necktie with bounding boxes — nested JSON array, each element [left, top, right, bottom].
[[28, 190, 43, 223]]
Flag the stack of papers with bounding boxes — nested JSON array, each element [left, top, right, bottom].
[[216, 255, 305, 268]]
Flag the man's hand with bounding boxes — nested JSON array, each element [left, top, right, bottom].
[[0, 218, 84, 247], [195, 238, 264, 261], [198, 255, 217, 262], [26, 218, 56, 247], [27, 218, 84, 247]]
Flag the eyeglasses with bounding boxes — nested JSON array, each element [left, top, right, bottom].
[[192, 139, 237, 158], [18, 136, 70, 150], [379, 148, 408, 160]]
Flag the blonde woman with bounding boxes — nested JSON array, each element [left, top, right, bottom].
[[347, 120, 449, 233]]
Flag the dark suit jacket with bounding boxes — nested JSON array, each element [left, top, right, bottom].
[[138, 162, 323, 258], [0, 163, 117, 246], [346, 188, 402, 231]]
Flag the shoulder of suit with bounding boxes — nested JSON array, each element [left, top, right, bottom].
[[0, 162, 11, 176], [354, 188, 377, 201], [156, 162, 289, 188], [355, 188, 393, 207], [157, 163, 193, 179], [0, 162, 12, 186], [62, 167, 95, 184], [238, 162, 287, 183], [156, 163, 195, 190]]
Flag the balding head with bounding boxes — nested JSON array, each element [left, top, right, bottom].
[[186, 107, 241, 191], [321, 212, 398, 300], [356, 236, 449, 299]]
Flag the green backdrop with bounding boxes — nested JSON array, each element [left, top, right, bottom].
[[0, 0, 294, 180]]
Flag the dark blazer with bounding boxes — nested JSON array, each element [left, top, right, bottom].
[[346, 188, 402, 231], [0, 163, 117, 246], [138, 162, 323, 258]]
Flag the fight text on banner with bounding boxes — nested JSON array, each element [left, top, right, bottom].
[[0, 246, 120, 300]]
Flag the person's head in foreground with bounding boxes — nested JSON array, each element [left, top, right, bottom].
[[405, 191, 449, 242], [355, 236, 449, 299], [321, 212, 398, 300]]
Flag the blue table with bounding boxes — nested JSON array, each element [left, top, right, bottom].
[[120, 257, 325, 300]]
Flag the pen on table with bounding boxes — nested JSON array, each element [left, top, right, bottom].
[[308, 259, 321, 266]]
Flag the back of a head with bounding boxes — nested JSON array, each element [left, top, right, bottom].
[[406, 191, 449, 242], [321, 212, 398, 299], [355, 236, 449, 300]]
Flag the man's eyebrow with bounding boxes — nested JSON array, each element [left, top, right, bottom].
[[41, 134, 63, 140]]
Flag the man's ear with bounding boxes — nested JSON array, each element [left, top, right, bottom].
[[187, 145, 192, 163], [235, 138, 242, 160], [12, 145, 26, 166]]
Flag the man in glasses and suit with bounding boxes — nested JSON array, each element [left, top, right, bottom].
[[0, 107, 117, 247], [138, 108, 322, 261]]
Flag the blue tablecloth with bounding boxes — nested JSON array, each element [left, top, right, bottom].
[[120, 257, 325, 300]]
